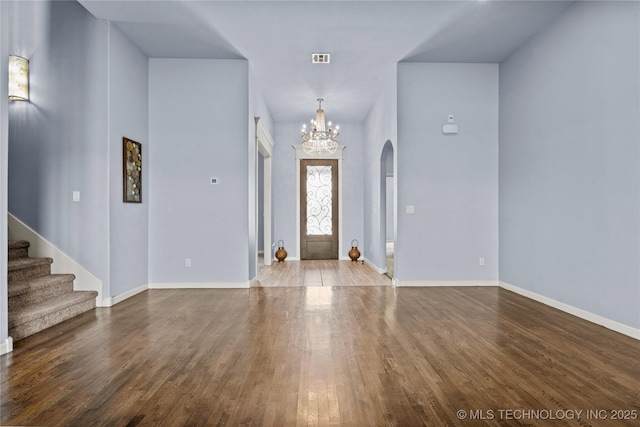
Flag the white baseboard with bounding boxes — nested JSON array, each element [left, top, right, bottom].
[[397, 280, 499, 287], [0, 337, 13, 355], [363, 257, 386, 274], [148, 282, 250, 289], [249, 276, 258, 287], [499, 281, 640, 340], [8, 213, 103, 304], [102, 283, 148, 307], [339, 256, 351, 261], [103, 280, 252, 306]]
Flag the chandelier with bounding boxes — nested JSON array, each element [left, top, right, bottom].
[[301, 98, 340, 155]]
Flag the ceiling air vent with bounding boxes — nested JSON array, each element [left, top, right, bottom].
[[312, 53, 331, 64]]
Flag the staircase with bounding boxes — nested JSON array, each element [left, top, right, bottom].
[[8, 240, 98, 341]]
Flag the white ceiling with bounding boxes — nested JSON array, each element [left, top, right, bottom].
[[79, 0, 574, 123]]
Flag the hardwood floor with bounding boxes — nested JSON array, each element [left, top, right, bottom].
[[1, 284, 639, 426], [256, 259, 391, 287]]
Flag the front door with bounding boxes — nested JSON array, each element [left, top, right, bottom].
[[300, 159, 338, 260]]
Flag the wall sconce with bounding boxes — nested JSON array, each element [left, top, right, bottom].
[[8, 55, 29, 101]]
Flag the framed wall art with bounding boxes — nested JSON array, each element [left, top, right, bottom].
[[123, 137, 142, 203]]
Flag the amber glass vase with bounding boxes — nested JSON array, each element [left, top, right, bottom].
[[275, 240, 287, 262], [348, 239, 361, 261]]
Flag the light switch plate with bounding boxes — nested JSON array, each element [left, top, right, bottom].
[[443, 124, 458, 134], [72, 191, 80, 202], [406, 205, 415, 214]]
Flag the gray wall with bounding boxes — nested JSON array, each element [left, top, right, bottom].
[[108, 25, 149, 297], [272, 121, 364, 259], [248, 66, 273, 280], [272, 123, 297, 257], [386, 177, 393, 241], [363, 77, 397, 270], [397, 62, 499, 281], [5, 1, 150, 301], [148, 59, 250, 284], [258, 153, 264, 252], [342, 123, 365, 255], [7, 0, 110, 284], [499, 1, 640, 328], [384, 146, 394, 242], [1, 2, 9, 346]]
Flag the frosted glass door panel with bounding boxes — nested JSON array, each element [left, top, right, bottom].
[[306, 165, 333, 235]]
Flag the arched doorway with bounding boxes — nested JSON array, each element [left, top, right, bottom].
[[380, 140, 394, 278]]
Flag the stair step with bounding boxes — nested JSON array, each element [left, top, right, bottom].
[[8, 291, 98, 341], [9, 274, 76, 309], [8, 240, 30, 260], [8, 257, 53, 283]]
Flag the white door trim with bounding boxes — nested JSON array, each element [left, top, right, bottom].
[[256, 118, 274, 267], [293, 145, 345, 260]]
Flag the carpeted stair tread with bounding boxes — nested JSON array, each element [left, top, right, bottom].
[[8, 257, 53, 283], [9, 274, 76, 297], [8, 257, 53, 272], [8, 291, 98, 329], [9, 274, 76, 310], [8, 240, 31, 260], [8, 240, 30, 250], [9, 297, 97, 341]]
